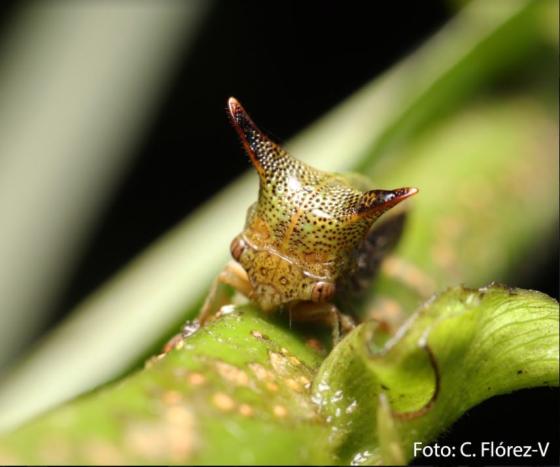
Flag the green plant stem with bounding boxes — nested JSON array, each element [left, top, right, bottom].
[[0, 284, 556, 464]]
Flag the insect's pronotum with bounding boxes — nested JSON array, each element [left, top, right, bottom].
[[195, 97, 418, 341]]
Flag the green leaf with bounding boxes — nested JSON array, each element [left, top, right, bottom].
[[311, 284, 559, 465], [0, 308, 330, 465], [0, 285, 556, 464], [0, 0, 552, 434], [0, 0, 556, 441]]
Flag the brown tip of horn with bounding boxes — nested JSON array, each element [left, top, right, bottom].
[[358, 187, 419, 217], [227, 97, 292, 179]]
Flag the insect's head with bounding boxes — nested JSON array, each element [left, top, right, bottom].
[[227, 97, 417, 309]]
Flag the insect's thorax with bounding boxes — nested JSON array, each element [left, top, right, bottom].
[[234, 169, 377, 310]]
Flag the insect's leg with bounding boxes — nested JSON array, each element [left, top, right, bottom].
[[289, 302, 356, 345], [338, 312, 356, 336], [161, 261, 252, 353], [332, 307, 356, 344], [198, 260, 252, 325]]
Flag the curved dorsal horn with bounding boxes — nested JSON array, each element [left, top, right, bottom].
[[357, 187, 419, 219], [227, 97, 290, 178]]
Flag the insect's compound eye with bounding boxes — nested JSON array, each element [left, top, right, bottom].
[[230, 236, 247, 262], [311, 281, 335, 302]]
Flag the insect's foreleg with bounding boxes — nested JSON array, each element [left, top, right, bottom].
[[161, 261, 252, 353], [198, 260, 252, 325]]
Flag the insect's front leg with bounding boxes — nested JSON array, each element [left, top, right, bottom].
[[288, 301, 356, 345], [198, 260, 253, 325], [162, 261, 252, 353]]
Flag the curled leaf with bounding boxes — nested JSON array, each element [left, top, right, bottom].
[[312, 284, 559, 465]]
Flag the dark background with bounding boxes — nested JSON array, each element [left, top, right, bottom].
[[3, 1, 558, 464]]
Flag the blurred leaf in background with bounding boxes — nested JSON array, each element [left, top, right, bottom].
[[0, 0, 209, 371]]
